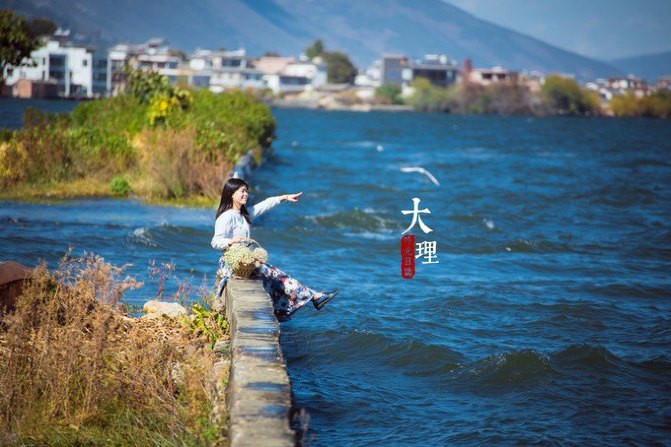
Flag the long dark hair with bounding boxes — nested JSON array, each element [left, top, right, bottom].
[[215, 178, 251, 223]]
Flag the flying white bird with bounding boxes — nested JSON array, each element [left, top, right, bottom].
[[400, 166, 440, 186]]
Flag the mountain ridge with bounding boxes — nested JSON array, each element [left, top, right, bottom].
[[609, 50, 671, 82], [1, 0, 622, 79]]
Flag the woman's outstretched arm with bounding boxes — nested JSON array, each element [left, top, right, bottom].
[[250, 192, 302, 219]]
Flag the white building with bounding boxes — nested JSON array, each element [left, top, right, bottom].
[[606, 75, 649, 97], [358, 54, 458, 90], [253, 56, 327, 94], [403, 54, 459, 88], [585, 81, 614, 101], [355, 60, 382, 87], [584, 75, 649, 101], [262, 74, 311, 94], [468, 66, 519, 86], [283, 61, 327, 87], [187, 49, 265, 92], [108, 43, 271, 94], [657, 76, 671, 91], [4, 35, 105, 98]]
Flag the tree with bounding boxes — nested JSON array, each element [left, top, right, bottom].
[[26, 18, 57, 38], [0, 10, 39, 90], [541, 75, 599, 115], [324, 51, 357, 84], [305, 38, 324, 59]]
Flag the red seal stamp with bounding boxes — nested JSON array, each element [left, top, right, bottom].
[[401, 234, 415, 279]]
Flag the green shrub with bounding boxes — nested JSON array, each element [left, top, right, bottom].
[[375, 83, 404, 105], [71, 94, 147, 138], [125, 67, 174, 104], [188, 89, 275, 163], [190, 302, 229, 347], [122, 68, 193, 127], [406, 78, 452, 112], [109, 176, 131, 196]]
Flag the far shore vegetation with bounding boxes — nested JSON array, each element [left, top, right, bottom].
[[374, 75, 671, 118], [384, 75, 600, 116], [0, 253, 229, 445], [609, 90, 671, 118], [0, 69, 275, 204]]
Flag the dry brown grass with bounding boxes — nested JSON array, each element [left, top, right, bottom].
[[133, 127, 233, 200], [0, 254, 224, 446]]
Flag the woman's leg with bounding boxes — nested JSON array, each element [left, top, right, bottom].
[[254, 262, 318, 318]]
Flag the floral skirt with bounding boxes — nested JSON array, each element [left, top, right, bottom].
[[217, 255, 317, 322]]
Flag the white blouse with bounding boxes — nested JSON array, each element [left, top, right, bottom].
[[211, 196, 282, 250]]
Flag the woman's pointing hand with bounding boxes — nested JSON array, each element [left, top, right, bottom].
[[283, 192, 303, 203]]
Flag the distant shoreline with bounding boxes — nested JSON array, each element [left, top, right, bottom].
[[269, 99, 413, 112]]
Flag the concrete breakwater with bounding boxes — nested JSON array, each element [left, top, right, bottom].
[[217, 279, 295, 446]]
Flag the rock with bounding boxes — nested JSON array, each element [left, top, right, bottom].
[[213, 339, 230, 358], [0, 261, 33, 315], [142, 300, 188, 319]]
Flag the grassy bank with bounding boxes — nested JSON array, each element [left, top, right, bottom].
[[0, 70, 275, 205], [0, 254, 229, 445]]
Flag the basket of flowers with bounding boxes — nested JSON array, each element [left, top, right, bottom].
[[223, 239, 268, 279]]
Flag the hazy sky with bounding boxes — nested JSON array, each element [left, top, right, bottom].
[[445, 0, 671, 60]]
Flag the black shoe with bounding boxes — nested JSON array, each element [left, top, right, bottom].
[[313, 289, 340, 310]]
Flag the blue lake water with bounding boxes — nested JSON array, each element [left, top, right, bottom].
[[2, 100, 671, 445]]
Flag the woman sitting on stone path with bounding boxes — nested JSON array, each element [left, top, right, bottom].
[[212, 177, 339, 321]]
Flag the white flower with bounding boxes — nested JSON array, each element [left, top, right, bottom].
[[223, 243, 268, 276]]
